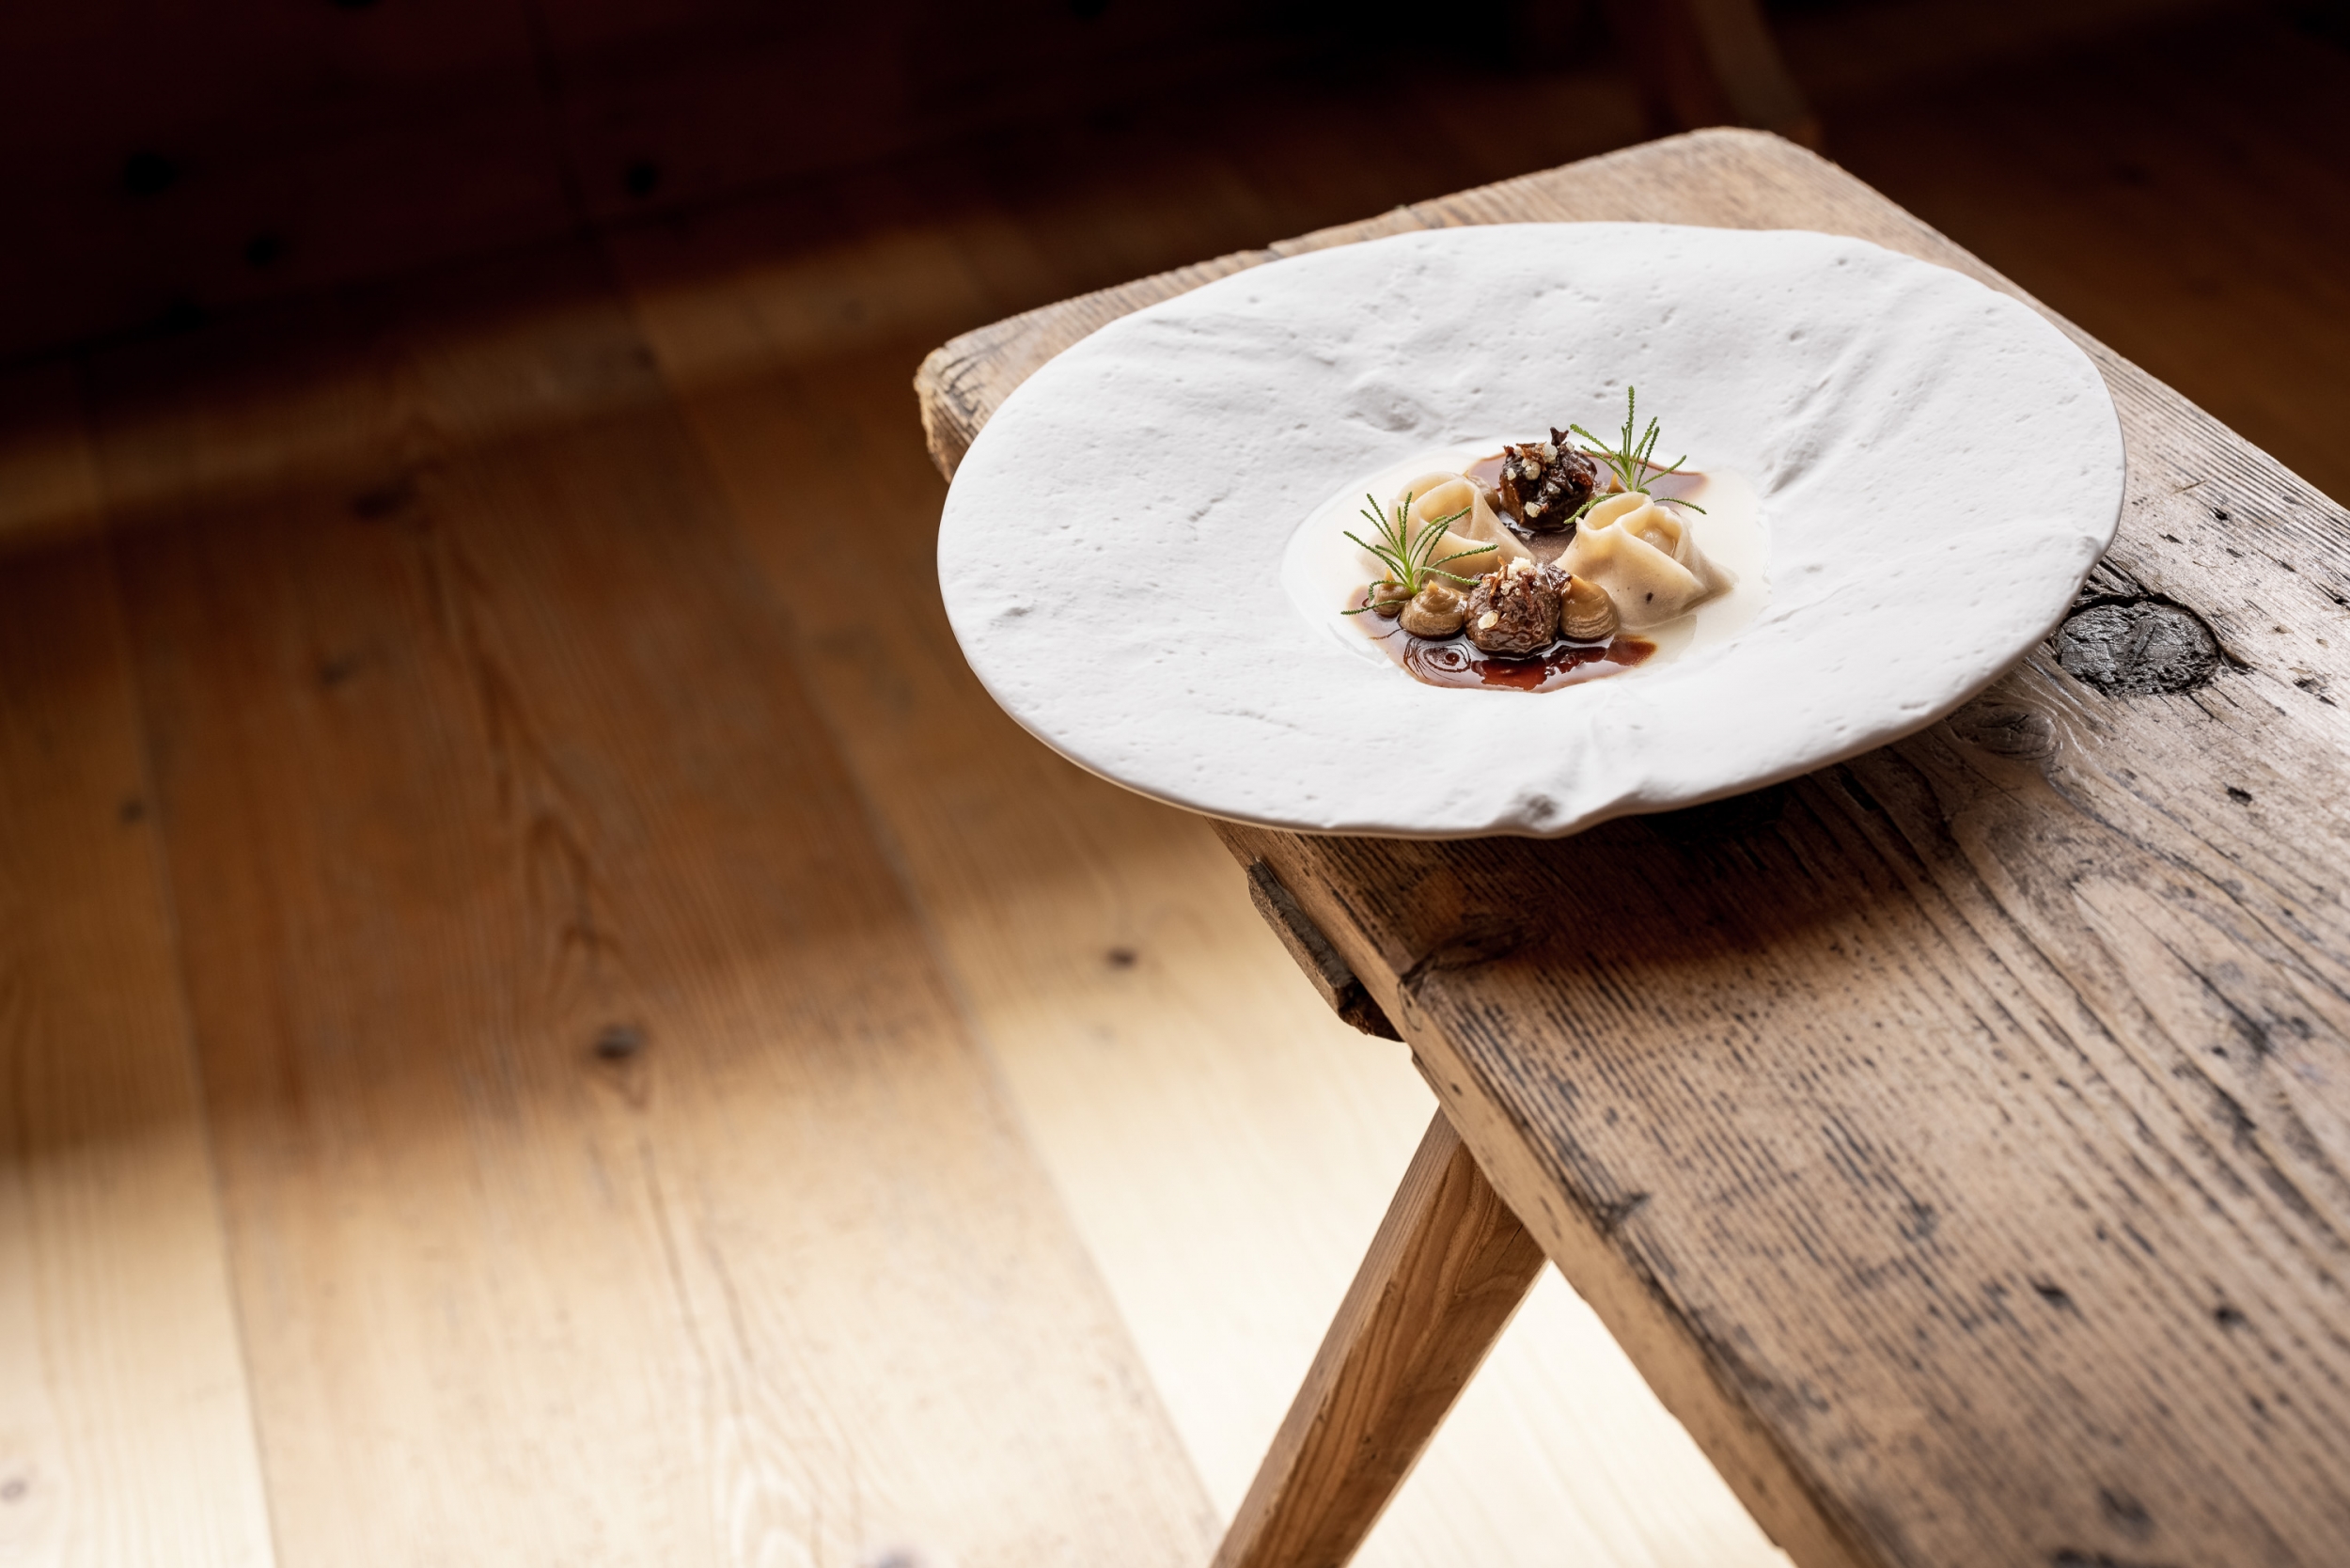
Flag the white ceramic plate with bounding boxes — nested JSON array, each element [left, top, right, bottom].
[[938, 224, 2124, 839]]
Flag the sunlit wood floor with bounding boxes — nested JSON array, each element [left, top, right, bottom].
[[3, 6, 2344, 1565]]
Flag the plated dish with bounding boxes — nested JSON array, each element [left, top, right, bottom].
[[1294, 387, 1770, 693], [938, 223, 2124, 839]]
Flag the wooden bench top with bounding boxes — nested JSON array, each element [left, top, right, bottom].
[[915, 129, 2350, 1568]]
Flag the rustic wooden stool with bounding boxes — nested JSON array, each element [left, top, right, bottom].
[[916, 130, 2350, 1568]]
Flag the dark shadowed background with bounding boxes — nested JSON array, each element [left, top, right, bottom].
[[2, 0, 2343, 500]]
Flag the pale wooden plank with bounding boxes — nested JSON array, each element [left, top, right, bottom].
[[913, 128, 2350, 1566], [610, 223, 1793, 1566], [91, 248, 1214, 1568], [0, 538, 275, 1568], [1214, 1112, 1546, 1568], [608, 266, 1444, 1517]]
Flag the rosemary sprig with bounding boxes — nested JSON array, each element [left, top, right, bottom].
[[1340, 491, 1486, 614], [1569, 386, 1706, 514]]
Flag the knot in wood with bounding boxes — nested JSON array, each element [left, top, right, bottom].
[[1948, 700, 2058, 760], [592, 1024, 645, 1060], [2053, 600, 2218, 696]]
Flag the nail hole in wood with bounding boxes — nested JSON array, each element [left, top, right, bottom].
[[593, 1024, 645, 1060]]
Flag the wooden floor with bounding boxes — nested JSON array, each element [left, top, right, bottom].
[[3, 6, 2345, 1566]]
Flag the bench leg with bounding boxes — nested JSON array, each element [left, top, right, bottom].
[[1213, 1108, 1547, 1568]]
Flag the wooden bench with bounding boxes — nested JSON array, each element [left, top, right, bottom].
[[916, 129, 2350, 1568]]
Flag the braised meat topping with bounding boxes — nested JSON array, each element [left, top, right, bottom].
[[1463, 559, 1561, 654], [1496, 431, 1599, 533]]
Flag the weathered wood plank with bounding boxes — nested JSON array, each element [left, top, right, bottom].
[[914, 128, 2350, 1567], [1244, 859, 1402, 1040], [0, 540, 275, 1568], [93, 247, 1217, 1568], [1213, 1111, 1546, 1568]]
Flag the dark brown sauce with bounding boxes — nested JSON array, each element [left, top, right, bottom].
[[1352, 591, 1654, 693]]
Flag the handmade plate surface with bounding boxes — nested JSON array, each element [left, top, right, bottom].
[[937, 224, 2123, 838]]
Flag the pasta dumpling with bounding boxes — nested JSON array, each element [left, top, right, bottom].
[[1388, 472, 1528, 580], [1560, 494, 1723, 629]]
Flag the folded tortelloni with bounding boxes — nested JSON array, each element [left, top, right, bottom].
[[1390, 472, 1530, 581], [1559, 492, 1728, 630]]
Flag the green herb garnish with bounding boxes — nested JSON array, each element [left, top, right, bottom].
[[1570, 387, 1705, 513], [1340, 491, 1486, 614]]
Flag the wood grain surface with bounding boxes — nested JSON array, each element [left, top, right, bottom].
[[5, 30, 2340, 1563], [0, 541, 275, 1568], [1214, 1111, 1546, 1568], [88, 248, 1216, 1568], [916, 129, 2350, 1568]]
